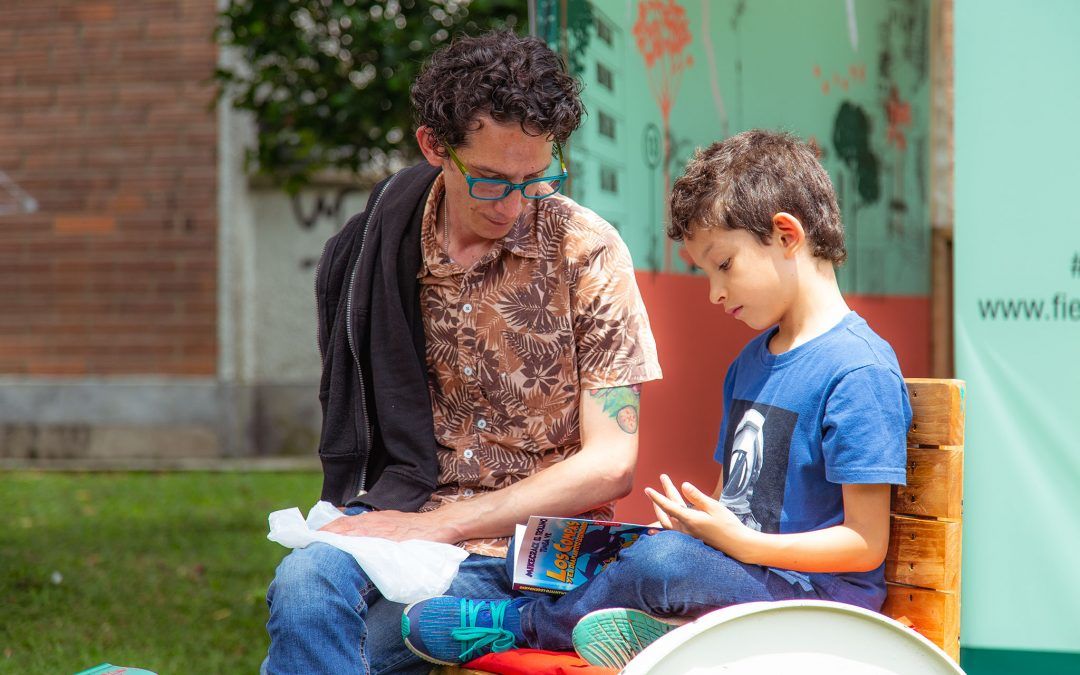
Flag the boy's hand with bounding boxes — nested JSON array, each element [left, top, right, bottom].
[[646, 473, 689, 532], [645, 475, 749, 555]]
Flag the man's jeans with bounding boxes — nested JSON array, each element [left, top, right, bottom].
[[520, 529, 824, 651], [262, 507, 512, 674]]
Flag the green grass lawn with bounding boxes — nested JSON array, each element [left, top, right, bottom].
[[1, 471, 323, 674]]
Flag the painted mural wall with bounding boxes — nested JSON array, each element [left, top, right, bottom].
[[537, 0, 933, 531], [538, 0, 931, 296]]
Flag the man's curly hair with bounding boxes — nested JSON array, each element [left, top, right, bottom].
[[668, 130, 846, 265], [410, 31, 584, 151]]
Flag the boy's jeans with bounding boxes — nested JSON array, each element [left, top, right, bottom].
[[520, 528, 824, 651], [261, 507, 512, 675]]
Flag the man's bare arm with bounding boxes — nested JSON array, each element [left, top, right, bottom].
[[320, 384, 644, 542]]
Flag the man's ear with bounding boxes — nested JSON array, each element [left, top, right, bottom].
[[772, 212, 806, 258], [415, 126, 445, 168]]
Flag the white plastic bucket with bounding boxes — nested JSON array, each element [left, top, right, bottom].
[[621, 600, 965, 675]]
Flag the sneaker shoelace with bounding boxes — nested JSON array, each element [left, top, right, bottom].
[[450, 599, 516, 662]]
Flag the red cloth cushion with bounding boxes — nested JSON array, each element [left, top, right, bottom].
[[463, 648, 617, 674]]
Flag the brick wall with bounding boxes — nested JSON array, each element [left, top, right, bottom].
[[0, 1, 219, 376]]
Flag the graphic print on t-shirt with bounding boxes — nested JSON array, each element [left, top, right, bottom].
[[719, 399, 797, 533]]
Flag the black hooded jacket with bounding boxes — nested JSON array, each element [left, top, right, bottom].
[[314, 163, 441, 511]]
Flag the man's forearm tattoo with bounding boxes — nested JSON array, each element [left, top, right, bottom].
[[589, 384, 643, 434]]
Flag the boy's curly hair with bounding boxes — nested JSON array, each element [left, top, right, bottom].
[[668, 130, 846, 265], [410, 31, 584, 151]]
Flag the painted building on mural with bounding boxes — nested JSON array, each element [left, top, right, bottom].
[[539, 0, 931, 295]]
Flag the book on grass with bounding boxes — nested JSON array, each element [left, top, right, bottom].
[[511, 515, 660, 595]]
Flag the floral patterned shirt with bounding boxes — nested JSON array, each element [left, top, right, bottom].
[[417, 174, 662, 556]]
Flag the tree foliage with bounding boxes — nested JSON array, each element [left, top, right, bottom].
[[215, 0, 525, 193]]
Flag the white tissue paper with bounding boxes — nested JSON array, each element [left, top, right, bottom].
[[267, 501, 469, 604]]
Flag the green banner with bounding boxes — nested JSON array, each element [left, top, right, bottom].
[[955, 0, 1080, 658]]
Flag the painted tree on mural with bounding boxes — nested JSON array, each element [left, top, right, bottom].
[[633, 0, 693, 271], [534, 0, 594, 79]]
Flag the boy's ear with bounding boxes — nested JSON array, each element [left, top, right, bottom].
[[771, 212, 806, 258]]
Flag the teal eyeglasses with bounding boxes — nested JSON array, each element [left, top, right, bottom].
[[444, 143, 568, 201]]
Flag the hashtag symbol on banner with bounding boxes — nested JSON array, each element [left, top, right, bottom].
[[1073, 252, 1080, 278]]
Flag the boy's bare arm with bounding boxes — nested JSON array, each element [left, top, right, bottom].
[[647, 478, 891, 573]]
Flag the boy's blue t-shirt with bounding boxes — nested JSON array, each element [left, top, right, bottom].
[[715, 311, 911, 610]]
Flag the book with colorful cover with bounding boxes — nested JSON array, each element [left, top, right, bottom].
[[511, 516, 660, 595]]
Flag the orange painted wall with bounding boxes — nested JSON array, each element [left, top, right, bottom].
[[614, 271, 930, 524]]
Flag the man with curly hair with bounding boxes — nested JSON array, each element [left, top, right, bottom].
[[262, 31, 662, 674]]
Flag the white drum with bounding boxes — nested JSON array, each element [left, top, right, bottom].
[[621, 600, 965, 675]]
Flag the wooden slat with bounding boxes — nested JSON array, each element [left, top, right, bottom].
[[905, 378, 966, 446], [882, 584, 960, 662], [885, 515, 961, 592], [892, 446, 964, 520]]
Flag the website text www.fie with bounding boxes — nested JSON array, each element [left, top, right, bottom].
[[977, 293, 1080, 321]]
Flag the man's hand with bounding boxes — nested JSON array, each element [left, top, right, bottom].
[[318, 509, 461, 544], [645, 473, 752, 557]]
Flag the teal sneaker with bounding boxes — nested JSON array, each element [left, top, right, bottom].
[[401, 596, 527, 666], [572, 608, 679, 669], [74, 666, 157, 675]]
